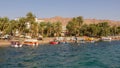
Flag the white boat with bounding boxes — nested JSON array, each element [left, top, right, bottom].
[[23, 39, 39, 46], [11, 40, 22, 48], [78, 38, 85, 43], [101, 37, 112, 41]]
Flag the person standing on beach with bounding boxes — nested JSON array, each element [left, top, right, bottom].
[[74, 36, 78, 43]]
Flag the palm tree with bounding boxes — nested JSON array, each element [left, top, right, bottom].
[[30, 22, 39, 38], [9, 20, 19, 36], [25, 12, 36, 37], [51, 23, 57, 36], [0, 17, 10, 35], [26, 12, 36, 22], [55, 21, 62, 36], [66, 21, 76, 36], [45, 22, 52, 37], [18, 17, 27, 35], [76, 16, 83, 36], [66, 16, 84, 36], [38, 22, 46, 36], [76, 16, 83, 26]]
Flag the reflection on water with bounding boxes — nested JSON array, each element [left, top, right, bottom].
[[0, 41, 120, 68]]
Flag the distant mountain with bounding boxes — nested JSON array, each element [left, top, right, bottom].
[[40, 16, 120, 26], [40, 16, 71, 26]]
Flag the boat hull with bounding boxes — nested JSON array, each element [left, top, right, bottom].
[[50, 41, 59, 45]]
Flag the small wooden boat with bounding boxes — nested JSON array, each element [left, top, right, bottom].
[[23, 39, 39, 46], [11, 40, 22, 48]]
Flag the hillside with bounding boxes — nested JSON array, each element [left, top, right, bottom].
[[40, 16, 120, 26]]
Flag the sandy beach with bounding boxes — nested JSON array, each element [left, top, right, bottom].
[[0, 37, 54, 47], [0, 36, 120, 47], [0, 40, 11, 47]]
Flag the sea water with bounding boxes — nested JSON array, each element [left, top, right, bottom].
[[0, 41, 120, 68]]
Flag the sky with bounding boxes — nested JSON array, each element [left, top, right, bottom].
[[0, 0, 120, 21]]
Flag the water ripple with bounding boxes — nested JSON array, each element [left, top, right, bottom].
[[0, 41, 120, 68]]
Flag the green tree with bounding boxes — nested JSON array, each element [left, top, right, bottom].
[[26, 12, 36, 22], [0, 17, 10, 35], [25, 12, 36, 37], [51, 23, 56, 36], [66, 21, 77, 36], [110, 26, 120, 36], [66, 16, 84, 36], [55, 22, 62, 36], [50, 22, 62, 37], [38, 22, 47, 36], [18, 17, 27, 35], [97, 22, 110, 36], [31, 22, 39, 38], [87, 24, 100, 37], [45, 22, 52, 37], [80, 24, 88, 36]]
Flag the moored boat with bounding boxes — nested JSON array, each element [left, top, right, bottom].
[[50, 41, 59, 45], [11, 40, 22, 47], [23, 39, 39, 46], [101, 37, 112, 41]]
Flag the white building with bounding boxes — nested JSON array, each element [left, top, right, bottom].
[[35, 18, 44, 23]]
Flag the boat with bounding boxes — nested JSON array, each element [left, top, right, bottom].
[[50, 41, 59, 45], [78, 37, 85, 43], [11, 40, 22, 47], [23, 39, 39, 46], [101, 37, 112, 41]]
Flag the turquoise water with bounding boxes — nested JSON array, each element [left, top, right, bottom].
[[0, 41, 120, 68]]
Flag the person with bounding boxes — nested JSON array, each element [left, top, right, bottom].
[[74, 36, 78, 43]]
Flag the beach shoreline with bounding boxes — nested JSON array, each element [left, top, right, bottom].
[[0, 36, 120, 47], [0, 37, 53, 47], [0, 40, 11, 47]]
